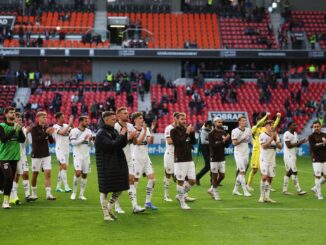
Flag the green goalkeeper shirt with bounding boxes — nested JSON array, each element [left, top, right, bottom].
[[0, 122, 26, 161]]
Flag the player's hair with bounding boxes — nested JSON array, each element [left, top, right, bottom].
[[116, 107, 127, 114], [102, 111, 115, 118], [176, 112, 186, 119], [36, 111, 47, 118], [15, 112, 22, 118], [287, 121, 295, 128], [55, 112, 63, 119], [131, 112, 143, 123], [204, 120, 213, 127], [237, 115, 246, 122], [78, 116, 88, 123], [312, 120, 321, 126], [173, 112, 180, 118], [263, 120, 274, 126], [4, 106, 15, 115]]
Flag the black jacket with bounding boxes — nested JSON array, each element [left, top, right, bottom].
[[95, 118, 129, 193]]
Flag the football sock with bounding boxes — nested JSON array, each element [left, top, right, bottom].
[[265, 181, 270, 199], [292, 175, 301, 192], [45, 187, 52, 197], [145, 179, 155, 203], [31, 186, 37, 197], [108, 192, 122, 212], [73, 176, 80, 194], [100, 193, 108, 216], [315, 178, 321, 197], [239, 175, 248, 192], [283, 176, 289, 192], [177, 184, 185, 205], [10, 181, 18, 199], [184, 181, 192, 193], [61, 170, 69, 189], [260, 179, 265, 199], [23, 180, 30, 197], [128, 184, 138, 208], [56, 171, 62, 189], [164, 176, 170, 197], [80, 178, 87, 196]]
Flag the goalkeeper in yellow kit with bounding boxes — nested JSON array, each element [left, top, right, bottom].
[[247, 112, 281, 191]]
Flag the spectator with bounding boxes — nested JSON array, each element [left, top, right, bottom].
[[296, 89, 301, 104], [71, 93, 78, 103], [127, 92, 133, 107], [76, 71, 84, 82], [282, 73, 289, 89], [301, 75, 309, 92], [81, 103, 88, 116], [71, 103, 78, 117], [37, 35, 43, 47], [90, 102, 97, 119]]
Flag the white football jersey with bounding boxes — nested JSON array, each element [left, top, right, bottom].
[[259, 132, 277, 165], [69, 127, 93, 159], [20, 127, 29, 162], [283, 131, 298, 160], [114, 122, 136, 162], [164, 124, 175, 154], [53, 123, 70, 153], [131, 127, 151, 159], [231, 127, 251, 156]]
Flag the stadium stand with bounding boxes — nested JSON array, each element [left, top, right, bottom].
[[283, 10, 326, 50], [151, 82, 326, 133], [0, 85, 17, 121], [219, 12, 277, 49], [108, 12, 221, 49]]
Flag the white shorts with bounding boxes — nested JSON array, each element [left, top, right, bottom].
[[210, 161, 225, 174], [312, 162, 326, 177], [74, 157, 90, 174], [32, 156, 52, 172], [133, 156, 154, 178], [164, 151, 174, 174], [127, 160, 135, 176], [16, 158, 29, 175], [234, 154, 249, 172], [174, 161, 196, 181], [260, 161, 275, 177], [56, 151, 70, 165], [284, 157, 297, 172]]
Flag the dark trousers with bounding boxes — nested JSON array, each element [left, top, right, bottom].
[[0, 170, 3, 191], [196, 145, 211, 181], [0, 160, 18, 196]]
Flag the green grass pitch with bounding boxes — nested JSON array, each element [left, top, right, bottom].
[[1, 155, 326, 245]]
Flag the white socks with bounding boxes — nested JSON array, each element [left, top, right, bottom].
[[10, 181, 18, 199], [233, 175, 241, 192], [292, 175, 301, 192], [23, 180, 30, 197], [184, 181, 192, 194], [260, 179, 265, 199], [128, 184, 138, 208], [100, 193, 109, 216], [73, 176, 80, 194], [283, 176, 289, 192], [315, 178, 322, 197], [238, 175, 248, 193], [32, 186, 37, 197], [57, 170, 69, 189], [45, 187, 52, 197], [145, 179, 155, 203], [265, 181, 270, 199], [164, 176, 170, 197], [57, 171, 62, 189], [61, 170, 69, 189], [80, 178, 87, 196], [177, 184, 185, 205]]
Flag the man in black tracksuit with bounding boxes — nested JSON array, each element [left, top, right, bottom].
[[170, 113, 196, 210], [196, 120, 213, 185]]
